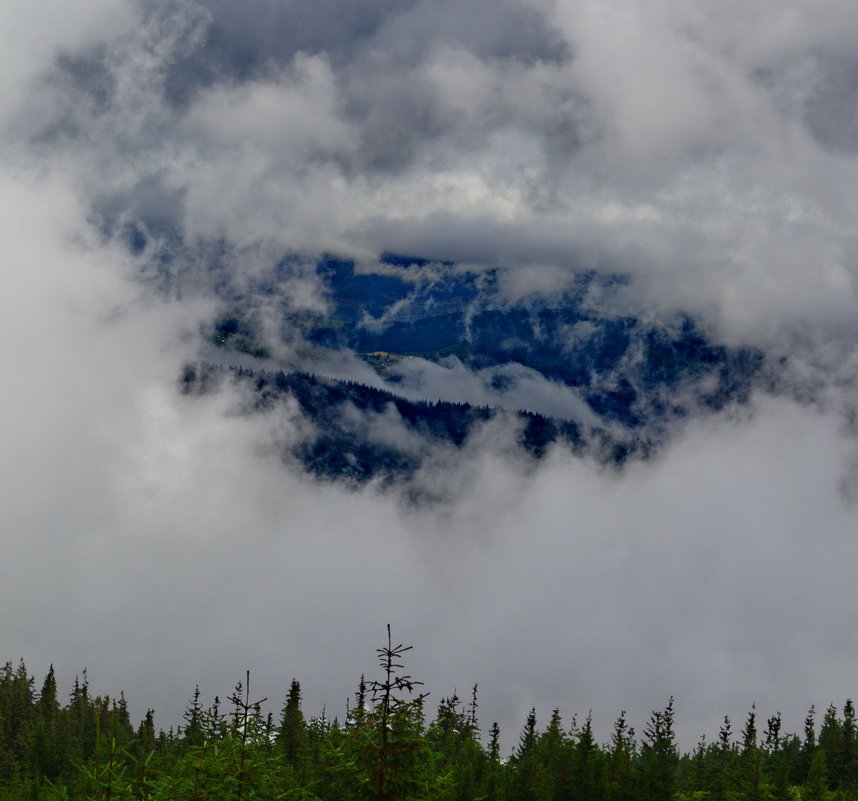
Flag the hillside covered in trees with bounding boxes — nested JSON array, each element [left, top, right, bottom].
[[179, 362, 648, 488], [204, 255, 764, 434], [2, 631, 856, 801]]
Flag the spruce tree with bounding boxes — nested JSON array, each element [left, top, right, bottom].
[[182, 686, 205, 748], [818, 704, 842, 791], [366, 626, 428, 801], [569, 712, 604, 801], [739, 705, 763, 801], [479, 722, 504, 801], [796, 705, 817, 785], [227, 671, 268, 801], [133, 709, 158, 799], [840, 699, 856, 793], [764, 711, 791, 801], [32, 665, 64, 781], [636, 697, 677, 801], [278, 679, 306, 769], [509, 708, 541, 801], [328, 626, 430, 801], [605, 711, 634, 801]]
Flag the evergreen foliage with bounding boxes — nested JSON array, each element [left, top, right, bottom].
[[2, 642, 858, 800]]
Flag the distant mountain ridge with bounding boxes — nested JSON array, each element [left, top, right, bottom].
[[143, 246, 773, 486], [180, 363, 651, 489], [207, 253, 763, 429]]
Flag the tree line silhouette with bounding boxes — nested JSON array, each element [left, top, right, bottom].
[[1, 630, 857, 800]]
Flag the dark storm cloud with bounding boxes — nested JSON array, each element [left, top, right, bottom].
[[160, 0, 415, 104], [803, 54, 858, 153], [5, 0, 858, 752], [161, 0, 566, 102], [31, 0, 584, 249], [26, 0, 856, 347], [156, 0, 573, 178]]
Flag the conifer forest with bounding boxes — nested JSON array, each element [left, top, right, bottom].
[[2, 629, 856, 801]]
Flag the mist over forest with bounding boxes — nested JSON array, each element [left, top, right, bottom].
[[3, 0, 858, 771]]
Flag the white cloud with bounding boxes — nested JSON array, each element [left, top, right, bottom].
[[5, 0, 858, 755], [0, 0, 135, 131]]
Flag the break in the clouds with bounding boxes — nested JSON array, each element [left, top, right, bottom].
[[3, 0, 858, 749]]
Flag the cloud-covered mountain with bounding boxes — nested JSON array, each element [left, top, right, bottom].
[[4, 0, 858, 750], [177, 250, 763, 486]]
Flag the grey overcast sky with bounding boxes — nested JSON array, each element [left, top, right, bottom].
[[3, 0, 858, 749]]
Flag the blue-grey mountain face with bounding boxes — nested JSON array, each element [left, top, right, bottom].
[[194, 252, 763, 485], [311, 255, 761, 422], [181, 363, 599, 492]]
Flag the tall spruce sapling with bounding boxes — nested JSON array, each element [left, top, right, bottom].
[[182, 686, 205, 748], [367, 624, 428, 801], [227, 671, 267, 801]]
